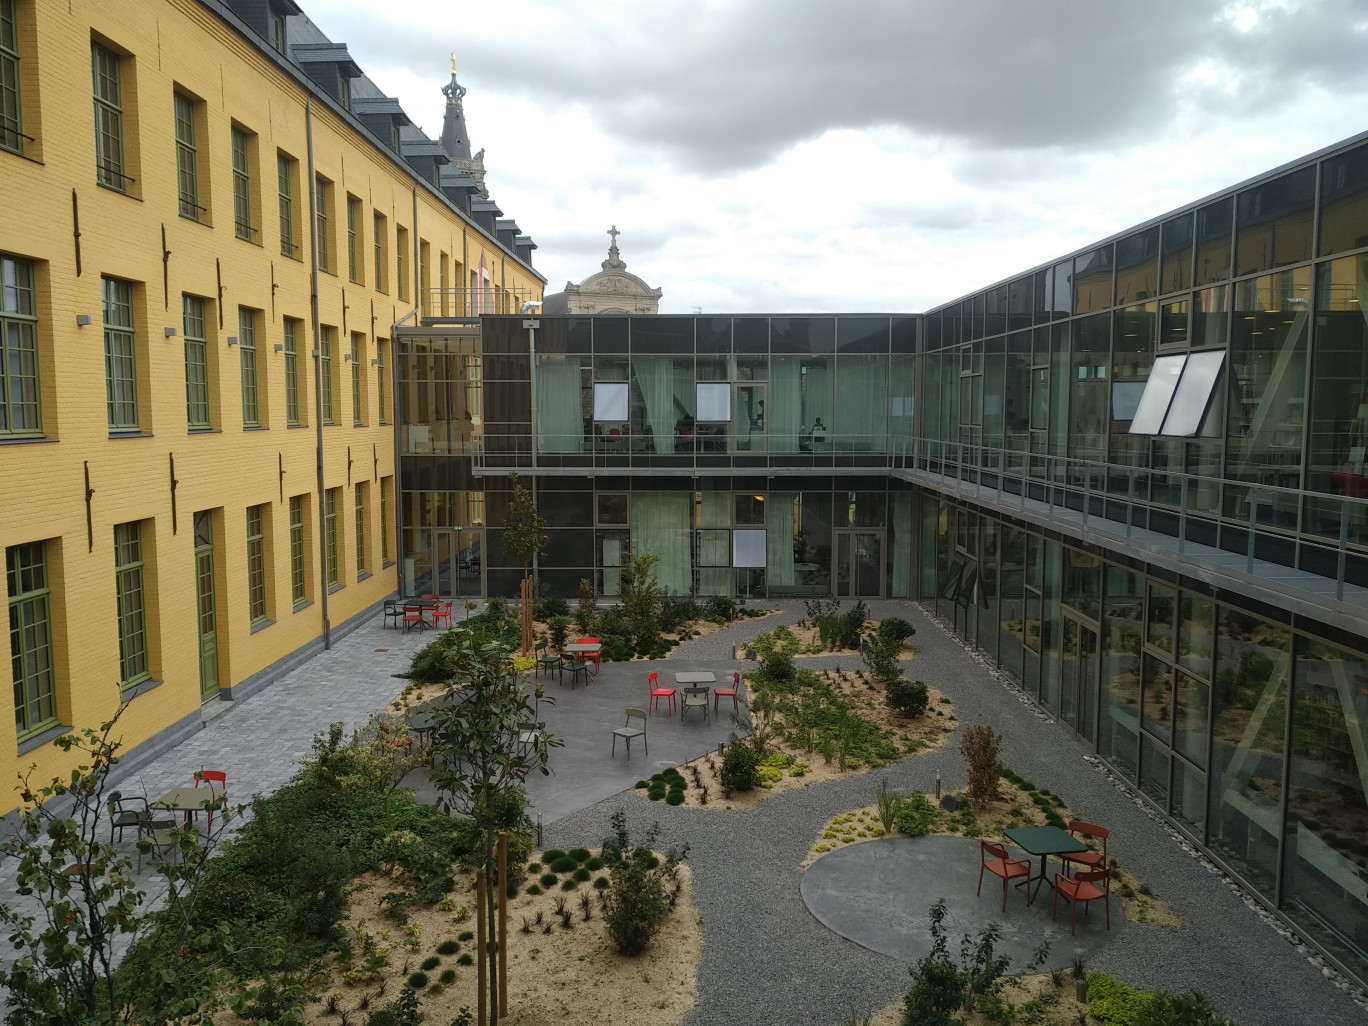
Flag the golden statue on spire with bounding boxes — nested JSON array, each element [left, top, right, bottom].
[[450, 53, 456, 75]]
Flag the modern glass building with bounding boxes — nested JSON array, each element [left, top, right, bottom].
[[396, 128, 1368, 984]]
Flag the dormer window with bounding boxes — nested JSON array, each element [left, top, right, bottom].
[[338, 74, 350, 111], [270, 10, 285, 53], [391, 123, 400, 153]]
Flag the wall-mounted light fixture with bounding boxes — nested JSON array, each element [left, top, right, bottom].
[[274, 343, 284, 352], [75, 314, 93, 326], [227, 336, 239, 346], [343, 353, 353, 362], [311, 348, 319, 357], [164, 327, 178, 337], [370, 358, 379, 366]]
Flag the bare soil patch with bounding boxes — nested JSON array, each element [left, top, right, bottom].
[[276, 857, 700, 1026], [800, 776, 1181, 929]]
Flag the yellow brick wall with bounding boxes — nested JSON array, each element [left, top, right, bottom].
[[0, 0, 542, 813]]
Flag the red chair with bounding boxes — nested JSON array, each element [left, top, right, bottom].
[[431, 600, 452, 629], [402, 605, 426, 633], [1060, 820, 1108, 877], [1053, 869, 1111, 935], [576, 637, 601, 675], [977, 840, 1032, 911], [714, 671, 740, 714], [194, 770, 227, 831], [648, 671, 676, 717]]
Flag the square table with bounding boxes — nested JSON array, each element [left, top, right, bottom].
[[1004, 825, 1088, 901], [152, 783, 223, 827], [563, 641, 602, 679], [674, 671, 716, 685]]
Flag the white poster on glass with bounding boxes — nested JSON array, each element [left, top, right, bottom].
[[593, 382, 629, 421], [732, 529, 766, 568], [696, 383, 731, 422]]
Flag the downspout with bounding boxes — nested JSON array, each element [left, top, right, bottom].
[[306, 98, 330, 650], [412, 187, 420, 319]]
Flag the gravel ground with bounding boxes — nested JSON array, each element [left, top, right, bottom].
[[542, 600, 1368, 1026]]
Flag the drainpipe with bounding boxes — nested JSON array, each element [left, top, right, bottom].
[[305, 98, 330, 650], [412, 187, 420, 319]]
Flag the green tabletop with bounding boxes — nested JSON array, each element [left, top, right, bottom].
[[1004, 825, 1087, 857]]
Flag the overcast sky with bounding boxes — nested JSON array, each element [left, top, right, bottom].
[[303, 0, 1368, 314]]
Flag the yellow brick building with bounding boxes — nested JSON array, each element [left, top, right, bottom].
[[0, 0, 543, 814]]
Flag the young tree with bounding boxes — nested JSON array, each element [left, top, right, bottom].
[[501, 471, 547, 583], [428, 626, 562, 1026], [0, 704, 230, 1025], [619, 549, 662, 651]]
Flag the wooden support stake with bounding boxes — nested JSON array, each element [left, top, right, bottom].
[[498, 831, 508, 1015], [477, 869, 487, 1026]]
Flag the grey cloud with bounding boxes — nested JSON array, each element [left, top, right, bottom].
[[315, 0, 1368, 173]]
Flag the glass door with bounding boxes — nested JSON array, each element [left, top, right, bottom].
[[835, 530, 885, 597], [432, 528, 483, 598], [1060, 615, 1099, 743], [193, 511, 219, 701], [734, 382, 766, 453]]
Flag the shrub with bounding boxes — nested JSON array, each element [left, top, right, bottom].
[[406, 972, 429, 990], [549, 855, 578, 874], [861, 634, 903, 683], [439, 969, 457, 985], [568, 847, 592, 863], [705, 595, 737, 621], [960, 724, 1002, 808], [666, 791, 685, 805], [876, 617, 916, 645], [602, 810, 689, 956], [525, 884, 542, 896], [573, 867, 592, 882], [536, 594, 570, 620], [1135, 990, 1235, 1026], [457, 930, 474, 942], [541, 848, 566, 862], [720, 736, 761, 791], [539, 873, 558, 887], [561, 878, 578, 891], [886, 678, 930, 718], [546, 615, 572, 652], [408, 633, 461, 684], [420, 956, 440, 971], [658, 594, 702, 634], [586, 856, 605, 871], [1087, 971, 1152, 1026], [456, 953, 474, 966], [837, 600, 868, 649], [436, 940, 460, 955], [894, 790, 939, 836], [594, 876, 610, 889]]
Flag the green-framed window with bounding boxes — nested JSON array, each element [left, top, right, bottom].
[[174, 92, 199, 220], [183, 294, 209, 429], [354, 483, 367, 577], [1, 0, 23, 156], [289, 494, 307, 605], [338, 74, 350, 112], [376, 337, 386, 423], [102, 277, 137, 431], [1, 254, 40, 436], [320, 325, 335, 424], [91, 43, 125, 191], [113, 521, 148, 689], [325, 487, 340, 587], [232, 126, 253, 241], [351, 331, 363, 426], [269, 9, 285, 53], [246, 504, 267, 623], [315, 175, 330, 272], [278, 153, 295, 257], [239, 306, 259, 427], [373, 211, 386, 292], [9, 540, 55, 738], [396, 226, 408, 301], [347, 195, 360, 282], [283, 316, 300, 425], [380, 476, 390, 563]]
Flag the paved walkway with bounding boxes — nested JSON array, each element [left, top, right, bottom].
[[0, 600, 1363, 1026]]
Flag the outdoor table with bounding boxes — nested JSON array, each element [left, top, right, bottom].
[[409, 597, 439, 626], [1004, 825, 1088, 901], [152, 783, 222, 826], [409, 711, 437, 752], [563, 641, 602, 678], [673, 671, 716, 685]]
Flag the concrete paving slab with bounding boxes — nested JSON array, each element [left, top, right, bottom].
[[801, 835, 1123, 969]]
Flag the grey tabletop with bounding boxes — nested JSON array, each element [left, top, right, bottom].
[[674, 671, 717, 684]]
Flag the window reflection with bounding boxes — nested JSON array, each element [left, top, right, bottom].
[[1319, 142, 1368, 257], [1101, 567, 1143, 780], [1195, 197, 1233, 287], [1161, 212, 1194, 294], [1115, 227, 1159, 306], [1236, 167, 1315, 276]]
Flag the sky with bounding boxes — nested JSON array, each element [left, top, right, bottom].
[[301, 0, 1368, 315]]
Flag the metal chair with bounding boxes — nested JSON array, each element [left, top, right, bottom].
[[1060, 820, 1108, 877], [566, 656, 592, 689], [612, 709, 647, 758], [1053, 868, 1111, 934], [382, 599, 402, 629], [107, 791, 149, 843], [680, 687, 710, 723], [714, 671, 740, 714], [575, 636, 601, 674], [431, 600, 453, 629], [977, 839, 1032, 911], [648, 671, 676, 716], [402, 605, 427, 633], [535, 641, 563, 681], [193, 770, 227, 831]]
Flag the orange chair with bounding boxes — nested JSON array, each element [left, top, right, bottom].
[[1060, 820, 1108, 877], [1053, 868, 1111, 934], [576, 637, 601, 675], [714, 671, 740, 714], [977, 839, 1032, 911], [431, 600, 453, 629], [194, 770, 227, 831], [648, 671, 676, 717]]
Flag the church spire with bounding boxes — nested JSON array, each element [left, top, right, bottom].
[[440, 53, 472, 161]]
